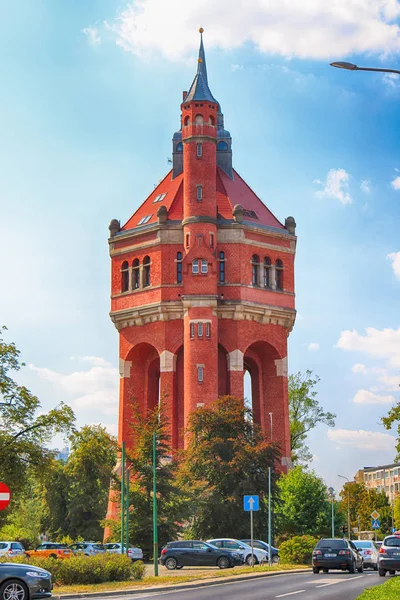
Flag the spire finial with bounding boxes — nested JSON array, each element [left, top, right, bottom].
[[199, 27, 204, 34], [197, 27, 208, 83]]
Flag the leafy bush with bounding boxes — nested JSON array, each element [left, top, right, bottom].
[[279, 535, 318, 565], [0, 553, 141, 585]]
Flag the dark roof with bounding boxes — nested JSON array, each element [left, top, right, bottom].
[[184, 31, 218, 104]]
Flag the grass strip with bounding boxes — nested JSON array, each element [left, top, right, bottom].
[[56, 563, 308, 595], [356, 576, 400, 599]]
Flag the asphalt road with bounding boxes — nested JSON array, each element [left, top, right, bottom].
[[103, 571, 389, 600]]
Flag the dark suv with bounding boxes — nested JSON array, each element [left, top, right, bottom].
[[378, 533, 400, 576], [160, 541, 243, 570], [312, 538, 363, 574]]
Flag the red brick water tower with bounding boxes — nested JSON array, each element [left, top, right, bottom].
[[108, 30, 296, 468]]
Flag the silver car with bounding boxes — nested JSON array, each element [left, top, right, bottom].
[[0, 542, 25, 557], [104, 542, 143, 562], [353, 540, 379, 570], [69, 542, 105, 556]]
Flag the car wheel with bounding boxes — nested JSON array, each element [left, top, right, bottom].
[[217, 556, 230, 569], [348, 561, 355, 574], [272, 555, 280, 565], [0, 579, 28, 600], [379, 568, 386, 577], [313, 567, 320, 574], [245, 554, 256, 566], [176, 565, 184, 570], [389, 570, 395, 575], [357, 561, 363, 573], [165, 557, 178, 570], [323, 569, 329, 573], [373, 564, 378, 571], [50, 554, 57, 559]]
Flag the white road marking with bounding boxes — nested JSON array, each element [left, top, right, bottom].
[[276, 591, 305, 598]]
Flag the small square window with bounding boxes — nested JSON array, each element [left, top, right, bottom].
[[153, 193, 167, 204], [138, 215, 152, 225]]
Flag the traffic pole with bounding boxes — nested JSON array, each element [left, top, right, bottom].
[[331, 495, 335, 537], [268, 467, 272, 567], [121, 441, 125, 554], [125, 468, 130, 554], [153, 431, 158, 576], [250, 508, 254, 567]]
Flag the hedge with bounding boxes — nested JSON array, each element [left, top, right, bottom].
[[0, 554, 145, 585], [279, 535, 319, 565]]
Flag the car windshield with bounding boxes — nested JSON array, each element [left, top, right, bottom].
[[354, 541, 373, 549], [93, 544, 104, 550], [385, 537, 400, 547], [0, 544, 8, 549], [316, 539, 346, 549]]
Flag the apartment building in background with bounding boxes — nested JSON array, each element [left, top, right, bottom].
[[355, 463, 400, 503]]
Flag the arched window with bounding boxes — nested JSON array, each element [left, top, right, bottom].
[[177, 252, 182, 283], [143, 256, 151, 287], [201, 259, 208, 274], [263, 257, 271, 288], [192, 259, 199, 274], [132, 258, 140, 289], [121, 261, 129, 292], [251, 255, 260, 286], [209, 115, 215, 126], [217, 141, 228, 151], [219, 251, 225, 283], [195, 114, 204, 125], [184, 116, 190, 126], [176, 142, 183, 152], [276, 259, 284, 290]]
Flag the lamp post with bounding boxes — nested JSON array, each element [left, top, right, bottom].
[[338, 475, 351, 539], [328, 487, 335, 538], [153, 430, 158, 576], [330, 61, 400, 76], [268, 412, 273, 567]]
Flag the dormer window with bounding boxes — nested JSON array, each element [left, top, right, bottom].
[[192, 259, 199, 274], [138, 215, 152, 225], [153, 193, 167, 203], [201, 259, 208, 274], [196, 185, 203, 202], [217, 141, 228, 151], [176, 142, 183, 152]]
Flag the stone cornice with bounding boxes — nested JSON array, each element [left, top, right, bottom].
[[110, 299, 296, 331]]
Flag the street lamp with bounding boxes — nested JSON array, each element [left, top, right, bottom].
[[328, 487, 335, 538], [268, 412, 273, 567], [330, 61, 400, 75], [338, 475, 351, 539]]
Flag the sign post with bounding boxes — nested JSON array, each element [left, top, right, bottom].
[[0, 483, 11, 511], [244, 495, 259, 567], [371, 511, 380, 542]]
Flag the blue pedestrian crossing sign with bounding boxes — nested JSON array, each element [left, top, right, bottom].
[[244, 495, 259, 511], [372, 518, 380, 530]]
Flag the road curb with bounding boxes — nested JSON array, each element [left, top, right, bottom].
[[53, 568, 311, 598]]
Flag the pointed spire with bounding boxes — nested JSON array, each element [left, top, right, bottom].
[[183, 29, 218, 104]]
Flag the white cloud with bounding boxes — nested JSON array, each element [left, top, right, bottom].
[[391, 176, 400, 190], [231, 64, 243, 72], [353, 389, 396, 405], [308, 342, 320, 351], [360, 180, 371, 193], [107, 0, 400, 62], [82, 27, 101, 46], [387, 252, 400, 279], [315, 168, 352, 205], [29, 359, 118, 416], [352, 363, 367, 373], [383, 73, 400, 88], [70, 355, 111, 367], [377, 373, 400, 391], [328, 428, 396, 452], [336, 327, 400, 368]]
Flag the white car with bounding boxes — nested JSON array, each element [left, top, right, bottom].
[[104, 542, 143, 561], [0, 542, 25, 557], [353, 540, 379, 570], [207, 538, 268, 565]]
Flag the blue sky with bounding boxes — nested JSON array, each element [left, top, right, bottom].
[[1, 0, 400, 496]]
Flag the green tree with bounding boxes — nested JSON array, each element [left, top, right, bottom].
[[394, 496, 400, 530], [339, 482, 391, 535], [382, 402, 400, 459], [289, 371, 336, 463], [40, 458, 70, 539], [0, 326, 75, 525], [177, 395, 280, 540], [64, 425, 118, 540], [275, 466, 331, 537]]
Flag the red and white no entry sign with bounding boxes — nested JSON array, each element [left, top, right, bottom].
[[0, 483, 11, 510]]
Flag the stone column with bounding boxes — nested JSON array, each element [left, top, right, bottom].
[[228, 349, 245, 399], [159, 350, 177, 450]]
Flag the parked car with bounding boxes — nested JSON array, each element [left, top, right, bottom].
[[353, 540, 379, 570], [160, 540, 243, 570], [69, 543, 105, 556], [0, 561, 52, 600], [240, 539, 279, 564], [26, 543, 72, 560], [104, 543, 143, 562], [377, 532, 400, 577], [312, 538, 363, 574], [207, 538, 268, 565], [0, 542, 25, 558]]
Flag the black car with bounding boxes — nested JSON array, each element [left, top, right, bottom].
[[377, 533, 400, 576], [312, 538, 363, 574], [0, 562, 52, 600], [240, 540, 280, 564], [160, 540, 243, 570]]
